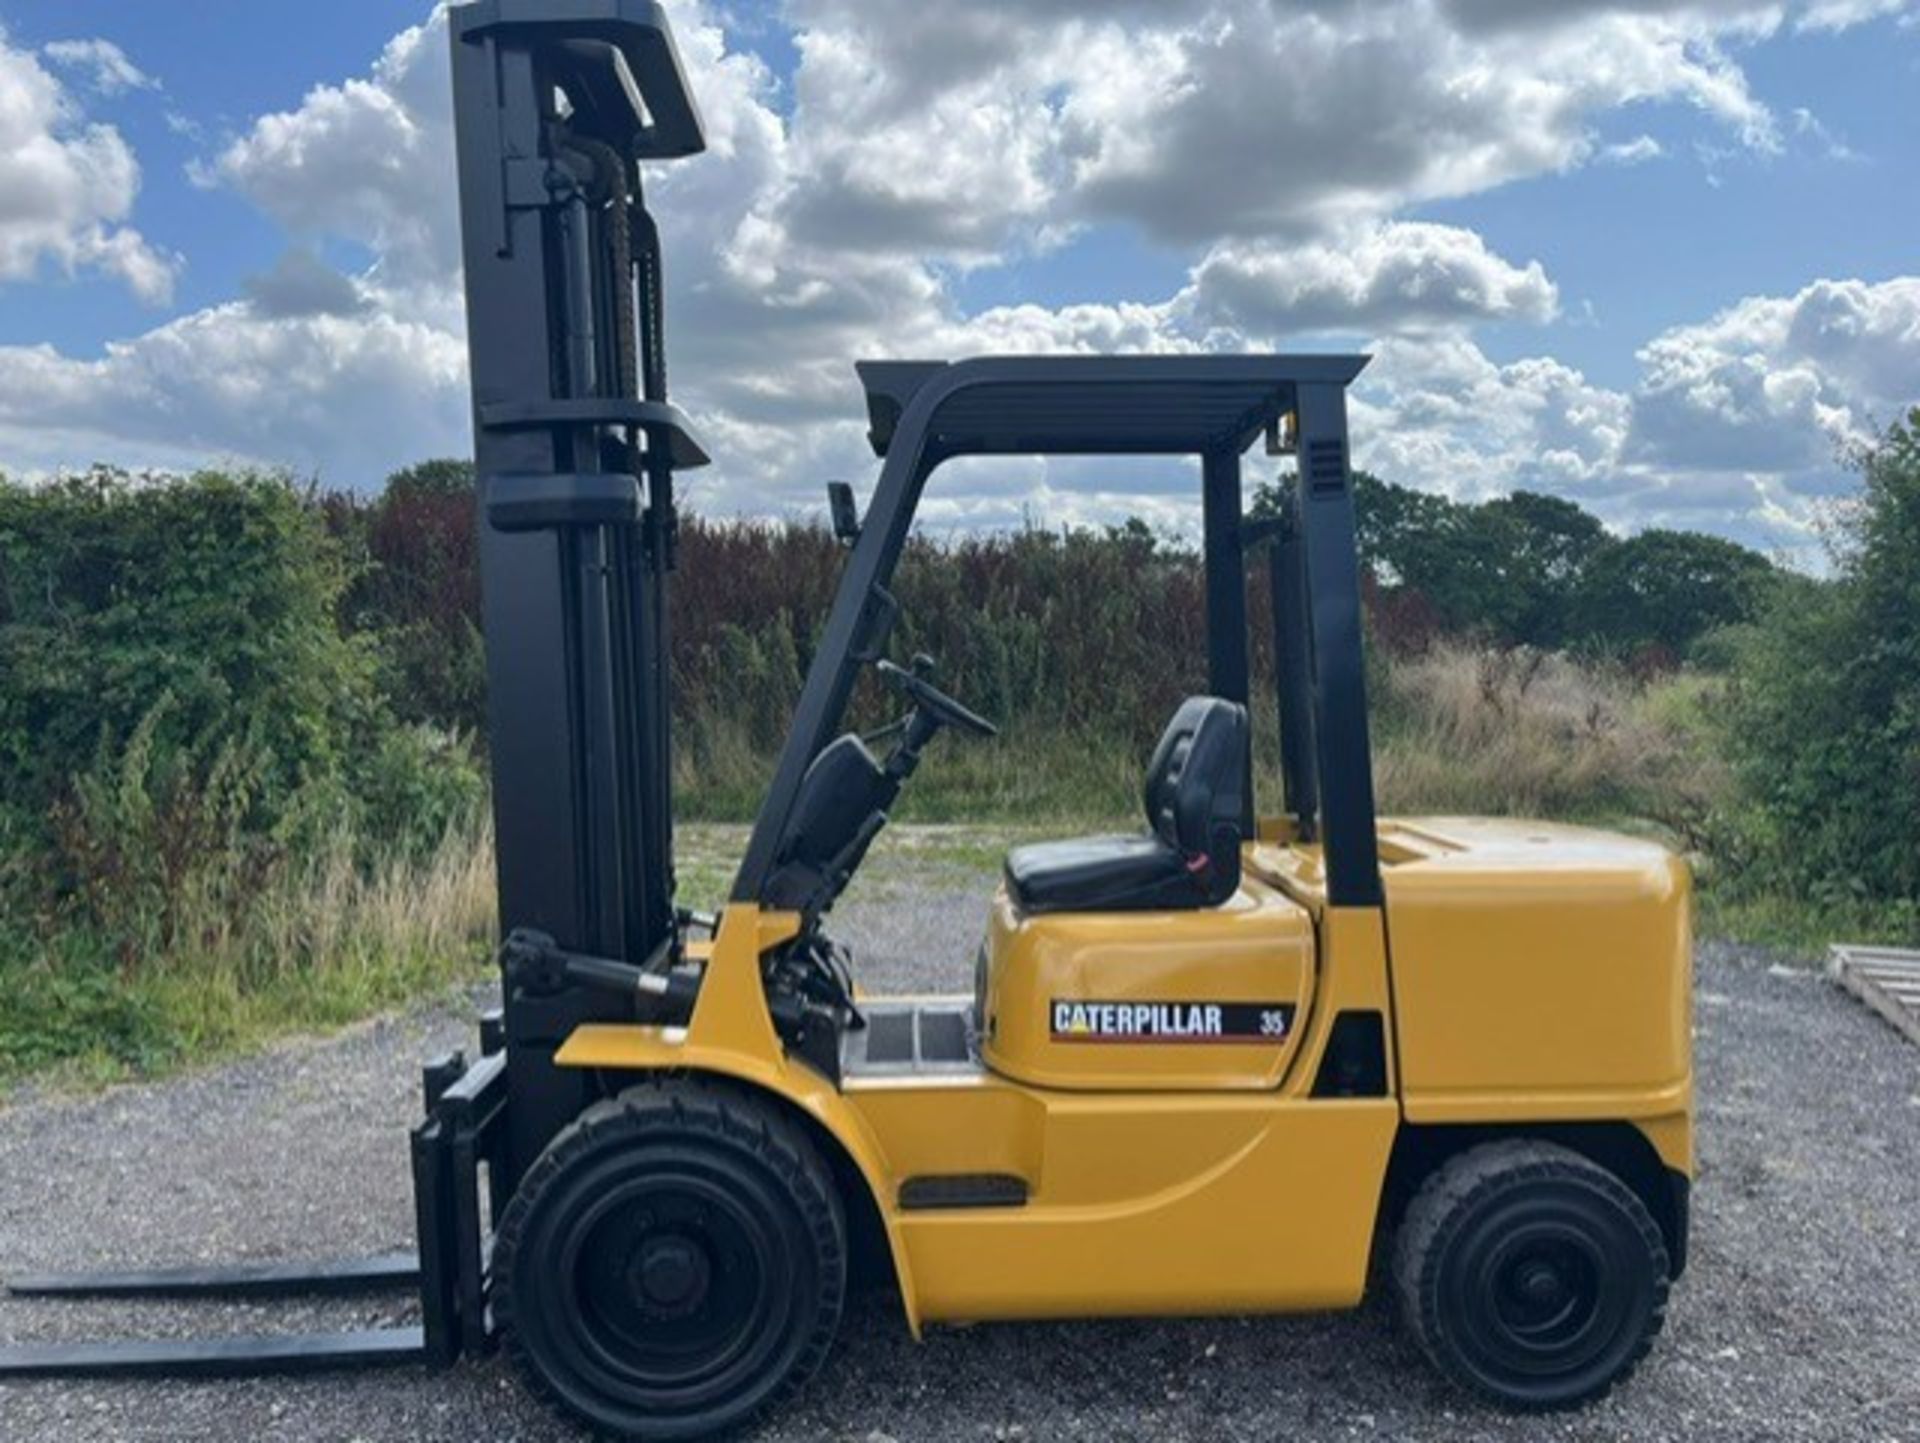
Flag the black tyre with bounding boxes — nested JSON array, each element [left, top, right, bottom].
[[1393, 1139, 1669, 1411], [493, 1079, 847, 1441]]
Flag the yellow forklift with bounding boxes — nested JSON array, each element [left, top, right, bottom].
[[0, 3, 1691, 1438]]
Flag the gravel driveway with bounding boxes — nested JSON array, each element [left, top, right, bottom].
[[2, 853, 1917, 1443]]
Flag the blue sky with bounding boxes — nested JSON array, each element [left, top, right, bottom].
[[0, 0, 1916, 562]]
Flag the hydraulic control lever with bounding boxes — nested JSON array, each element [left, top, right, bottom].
[[501, 928, 702, 1017]]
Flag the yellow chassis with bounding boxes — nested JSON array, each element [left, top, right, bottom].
[[553, 819, 1691, 1335]]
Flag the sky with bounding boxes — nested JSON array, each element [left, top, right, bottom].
[[0, 1, 1916, 563]]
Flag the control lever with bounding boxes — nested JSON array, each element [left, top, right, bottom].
[[501, 929, 702, 1015]]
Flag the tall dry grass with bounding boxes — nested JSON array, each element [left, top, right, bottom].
[[680, 640, 1727, 833], [136, 808, 497, 1059], [1370, 643, 1722, 829], [0, 809, 498, 1084]]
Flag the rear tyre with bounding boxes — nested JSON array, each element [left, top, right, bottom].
[[493, 1079, 846, 1441], [1393, 1140, 1668, 1411]]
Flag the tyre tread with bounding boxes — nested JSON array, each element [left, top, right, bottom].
[[1392, 1138, 1669, 1412], [492, 1075, 847, 1441]]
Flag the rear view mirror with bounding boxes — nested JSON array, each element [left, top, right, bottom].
[[827, 481, 862, 546]]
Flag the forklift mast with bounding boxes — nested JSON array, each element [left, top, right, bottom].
[[450, 0, 711, 1189], [0, 1, 714, 1382]]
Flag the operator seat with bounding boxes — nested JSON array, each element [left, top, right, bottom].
[[1004, 696, 1249, 914]]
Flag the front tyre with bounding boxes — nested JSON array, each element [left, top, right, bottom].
[[493, 1080, 846, 1441], [1393, 1140, 1669, 1411]]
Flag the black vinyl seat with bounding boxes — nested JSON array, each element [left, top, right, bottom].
[[1005, 696, 1249, 914]]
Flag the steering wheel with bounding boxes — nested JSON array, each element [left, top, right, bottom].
[[876, 658, 999, 738]]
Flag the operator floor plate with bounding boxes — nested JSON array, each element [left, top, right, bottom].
[[844, 1001, 981, 1076]]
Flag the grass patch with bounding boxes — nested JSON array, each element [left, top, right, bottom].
[[683, 643, 1725, 833], [1370, 644, 1720, 824], [1695, 882, 1918, 959], [0, 813, 496, 1093]]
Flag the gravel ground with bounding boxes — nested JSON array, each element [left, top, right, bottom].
[[2, 858, 1918, 1443]]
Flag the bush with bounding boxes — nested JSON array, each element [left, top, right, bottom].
[[0, 467, 492, 1083], [1713, 411, 1920, 912], [0, 468, 383, 823], [332, 459, 488, 736]]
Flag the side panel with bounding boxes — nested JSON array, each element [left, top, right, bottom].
[[981, 876, 1315, 1090], [1385, 839, 1693, 1133], [849, 1084, 1397, 1322]]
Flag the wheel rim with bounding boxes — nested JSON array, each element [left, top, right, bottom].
[[1478, 1228, 1606, 1360], [515, 1147, 818, 1421], [1442, 1193, 1651, 1397]]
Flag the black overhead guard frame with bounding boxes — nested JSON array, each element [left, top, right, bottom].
[[735, 355, 1382, 911]]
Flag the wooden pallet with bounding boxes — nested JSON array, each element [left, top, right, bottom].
[[1829, 944, 1920, 1047]]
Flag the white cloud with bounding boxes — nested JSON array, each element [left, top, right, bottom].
[[1793, 0, 1918, 30], [1183, 224, 1558, 336], [0, 0, 1914, 561], [0, 32, 177, 302], [1790, 106, 1862, 162], [199, 10, 458, 284], [767, 0, 1792, 257], [1355, 331, 1633, 504], [42, 38, 158, 96], [1600, 135, 1665, 165], [241, 247, 368, 319], [1343, 277, 1920, 559], [1630, 277, 1920, 489], [0, 295, 469, 483]]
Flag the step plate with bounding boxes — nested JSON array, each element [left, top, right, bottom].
[[898, 1174, 1029, 1211], [843, 1001, 981, 1077]]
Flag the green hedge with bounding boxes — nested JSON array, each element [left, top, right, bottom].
[[1712, 411, 1920, 916], [0, 468, 483, 973]]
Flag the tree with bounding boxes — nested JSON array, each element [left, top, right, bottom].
[[337, 460, 487, 734], [1353, 476, 1604, 644], [1481, 491, 1609, 647], [1350, 470, 1453, 583], [1237, 469, 1777, 654], [1572, 529, 1777, 654]]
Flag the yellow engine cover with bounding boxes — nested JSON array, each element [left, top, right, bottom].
[[980, 875, 1316, 1090]]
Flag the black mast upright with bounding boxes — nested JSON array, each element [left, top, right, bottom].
[[449, 0, 708, 1185]]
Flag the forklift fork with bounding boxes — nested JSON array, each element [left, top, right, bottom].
[[0, 1028, 507, 1380]]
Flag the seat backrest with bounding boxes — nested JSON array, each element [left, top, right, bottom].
[[1143, 696, 1249, 901]]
